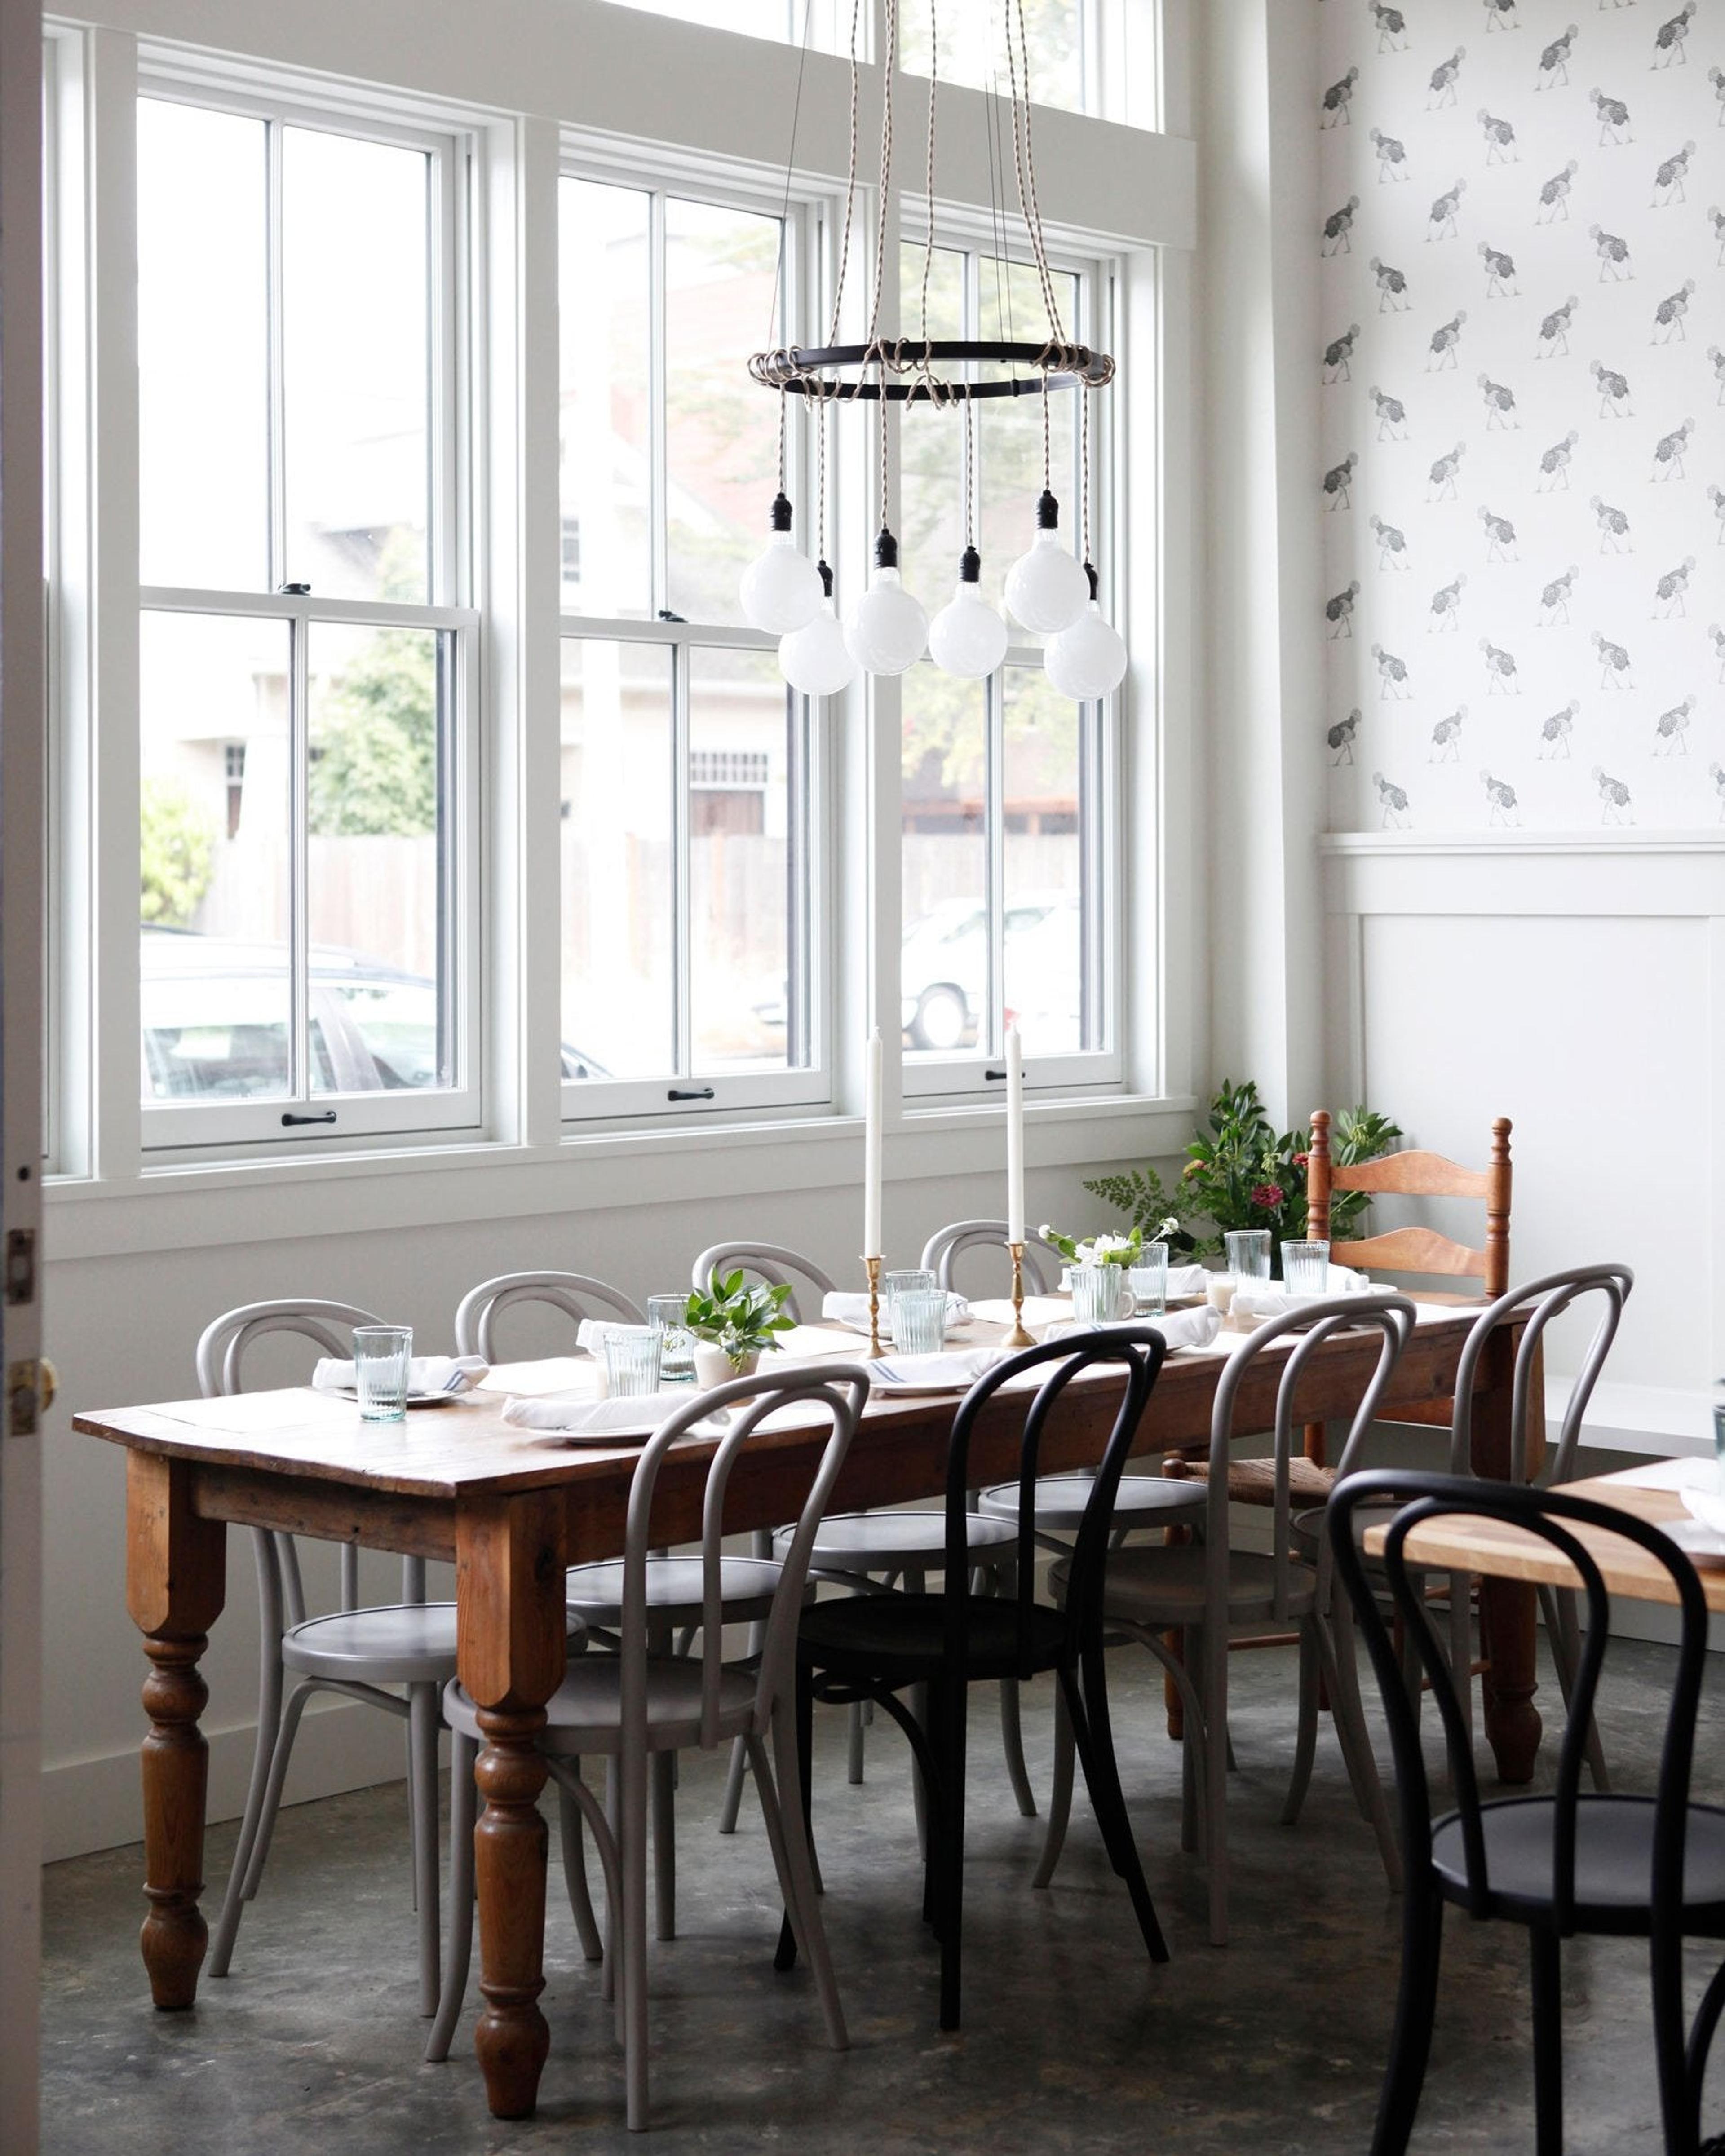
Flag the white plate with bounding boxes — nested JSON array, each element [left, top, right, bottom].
[[326, 1385, 463, 1410], [1658, 1517, 1725, 1568]]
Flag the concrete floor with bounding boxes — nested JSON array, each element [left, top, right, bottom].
[[41, 1636, 1725, 2154]]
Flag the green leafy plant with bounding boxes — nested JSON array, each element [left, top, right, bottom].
[[139, 778, 218, 928], [682, 1269, 796, 1372], [1077, 1161, 1199, 1256], [1039, 1223, 1148, 1269], [1086, 1081, 1402, 1258]]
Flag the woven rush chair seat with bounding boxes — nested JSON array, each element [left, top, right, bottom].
[[1163, 1453, 1339, 1509]]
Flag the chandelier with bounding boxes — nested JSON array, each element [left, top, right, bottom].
[[739, 0, 1126, 702]]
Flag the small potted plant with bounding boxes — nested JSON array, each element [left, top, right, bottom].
[[1039, 1223, 1147, 1273], [683, 1269, 796, 1388]]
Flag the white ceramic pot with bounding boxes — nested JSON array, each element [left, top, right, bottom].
[[693, 1343, 759, 1390]]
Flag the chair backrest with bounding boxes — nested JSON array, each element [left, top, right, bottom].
[[1305, 1108, 1513, 1295], [942, 1328, 1170, 1681], [919, 1219, 1061, 1296], [1445, 1263, 1634, 1488], [688, 1241, 836, 1324], [195, 1298, 388, 1625], [1329, 1470, 1707, 1936], [1203, 1293, 1418, 1625], [619, 1362, 871, 1750], [454, 1271, 645, 1360]]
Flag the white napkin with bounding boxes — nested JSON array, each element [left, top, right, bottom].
[[1232, 1266, 1372, 1320], [500, 1390, 692, 1437], [1163, 1264, 1210, 1298], [574, 1317, 649, 1354], [821, 1290, 971, 1334], [1044, 1305, 1222, 1353], [1682, 1485, 1725, 1535], [868, 1347, 1000, 1392], [313, 1353, 489, 1396]]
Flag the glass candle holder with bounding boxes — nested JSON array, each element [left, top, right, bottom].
[[891, 1286, 948, 1356], [1281, 1240, 1331, 1296], [353, 1325, 412, 1423], [1128, 1244, 1169, 1317], [1224, 1230, 1272, 1282], [1071, 1264, 1136, 1326], [646, 1294, 696, 1384], [603, 1325, 663, 1399]]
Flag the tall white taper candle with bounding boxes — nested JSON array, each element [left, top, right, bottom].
[[1005, 1024, 1025, 1245], [863, 1027, 883, 1256]]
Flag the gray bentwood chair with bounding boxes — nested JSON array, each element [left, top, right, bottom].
[[429, 1364, 867, 2133]]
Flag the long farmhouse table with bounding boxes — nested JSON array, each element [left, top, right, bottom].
[[79, 1294, 1537, 2121]]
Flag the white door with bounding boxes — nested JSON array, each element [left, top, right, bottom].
[[0, 0, 46, 2145]]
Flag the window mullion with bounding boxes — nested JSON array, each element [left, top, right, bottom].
[[265, 115, 286, 592], [288, 609, 311, 1102], [672, 637, 691, 1078], [648, 187, 669, 618]]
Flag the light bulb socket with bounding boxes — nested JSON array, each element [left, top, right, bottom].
[[1084, 560, 1100, 601], [768, 491, 793, 533], [873, 526, 899, 570], [818, 558, 834, 598], [1036, 490, 1060, 531], [959, 546, 982, 584]]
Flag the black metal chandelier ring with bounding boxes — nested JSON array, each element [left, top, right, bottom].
[[748, 338, 1116, 402]]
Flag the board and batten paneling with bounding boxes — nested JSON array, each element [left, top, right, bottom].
[[1315, 0, 1723, 833]]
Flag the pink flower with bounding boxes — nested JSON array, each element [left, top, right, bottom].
[[1292, 1151, 1310, 1169], [1250, 1182, 1284, 1211]]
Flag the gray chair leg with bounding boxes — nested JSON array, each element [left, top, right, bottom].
[[240, 1677, 318, 1900], [1032, 1676, 1076, 1888], [1281, 1622, 1322, 1826], [209, 1648, 284, 1976], [1318, 1609, 1402, 1892], [718, 1735, 751, 1830], [557, 1772, 605, 1962], [409, 1683, 442, 2016], [846, 1701, 866, 1785], [761, 1716, 848, 2051], [651, 1749, 677, 1941], [425, 1730, 478, 2064]]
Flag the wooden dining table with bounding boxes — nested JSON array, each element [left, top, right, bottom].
[[78, 1293, 1539, 2122]]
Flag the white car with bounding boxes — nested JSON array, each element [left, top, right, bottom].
[[899, 894, 1082, 1051]]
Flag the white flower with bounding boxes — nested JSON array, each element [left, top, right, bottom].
[[1157, 1215, 1180, 1240]]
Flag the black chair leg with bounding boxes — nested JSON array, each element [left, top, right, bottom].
[[1530, 1927, 1563, 2156], [1372, 1885, 1444, 2156], [1657, 1924, 1705, 2156], [935, 1673, 968, 2032], [775, 1661, 817, 1973], [1064, 1654, 1169, 1966]]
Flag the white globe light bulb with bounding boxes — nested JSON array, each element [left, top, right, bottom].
[[778, 596, 857, 698], [1046, 601, 1129, 700], [1004, 493, 1089, 635], [928, 551, 1009, 680], [739, 494, 823, 633], [843, 542, 928, 675]]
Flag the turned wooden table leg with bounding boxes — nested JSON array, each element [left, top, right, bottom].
[[457, 1490, 568, 2121], [126, 1452, 226, 2010], [1472, 1330, 1541, 1784]]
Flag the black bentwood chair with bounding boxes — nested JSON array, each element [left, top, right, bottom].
[[1329, 1470, 1725, 2156], [778, 1328, 1172, 2031]]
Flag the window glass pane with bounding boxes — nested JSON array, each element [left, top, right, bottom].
[[282, 128, 431, 602], [140, 610, 292, 1101], [560, 179, 652, 619], [1002, 664, 1086, 1056], [306, 622, 451, 1094], [561, 639, 674, 1080], [900, 0, 1086, 115], [902, 666, 987, 1058], [898, 243, 969, 621], [664, 198, 783, 625], [689, 646, 795, 1073], [137, 101, 269, 590], [978, 260, 1082, 623]]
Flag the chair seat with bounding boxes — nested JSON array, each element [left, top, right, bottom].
[[977, 1473, 1206, 1533], [1292, 1496, 1408, 1565], [1163, 1455, 1340, 1509], [566, 1553, 787, 1627], [286, 1602, 585, 1686], [1431, 1795, 1725, 1935], [797, 1591, 1067, 1684], [777, 1508, 1017, 1576], [442, 1655, 759, 1758], [1050, 1545, 1319, 1630]]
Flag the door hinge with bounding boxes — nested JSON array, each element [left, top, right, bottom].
[[4, 1227, 35, 1306]]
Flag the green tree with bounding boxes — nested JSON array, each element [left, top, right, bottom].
[[306, 624, 438, 838], [139, 777, 218, 927]]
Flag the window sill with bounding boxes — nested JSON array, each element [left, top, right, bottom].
[[44, 1092, 1198, 1261]]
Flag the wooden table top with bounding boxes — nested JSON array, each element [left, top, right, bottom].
[[1372, 1466, 1725, 1613]]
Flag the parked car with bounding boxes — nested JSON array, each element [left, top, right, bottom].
[[898, 893, 1081, 1051], [140, 928, 609, 1098]]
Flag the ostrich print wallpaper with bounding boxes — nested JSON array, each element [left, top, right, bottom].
[[1319, 0, 1724, 832]]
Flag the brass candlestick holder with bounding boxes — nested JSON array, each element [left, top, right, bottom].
[[862, 1253, 885, 1358], [1004, 1241, 1035, 1348]]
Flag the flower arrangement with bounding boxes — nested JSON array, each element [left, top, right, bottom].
[[682, 1269, 796, 1373], [1039, 1223, 1147, 1270], [1084, 1081, 1401, 1259]]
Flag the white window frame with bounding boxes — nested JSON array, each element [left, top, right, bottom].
[[128, 71, 485, 1154], [556, 144, 831, 1123]]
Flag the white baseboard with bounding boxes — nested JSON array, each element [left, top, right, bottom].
[[40, 1696, 419, 1865]]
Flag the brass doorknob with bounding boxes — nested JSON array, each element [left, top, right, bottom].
[[38, 1358, 57, 1411]]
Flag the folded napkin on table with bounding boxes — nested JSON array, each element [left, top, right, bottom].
[[313, 1354, 489, 1396], [575, 1317, 650, 1354], [821, 1289, 971, 1333], [1683, 1485, 1725, 1536], [1231, 1266, 1373, 1321], [1044, 1305, 1222, 1354], [868, 1347, 999, 1391], [1163, 1264, 1211, 1298], [500, 1390, 695, 1437]]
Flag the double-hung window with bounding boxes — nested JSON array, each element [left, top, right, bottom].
[[135, 84, 477, 1148], [896, 234, 1119, 1097], [557, 162, 823, 1118]]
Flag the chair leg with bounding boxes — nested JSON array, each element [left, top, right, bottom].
[[1541, 1584, 1610, 1793], [1199, 1619, 1230, 1947], [651, 1750, 677, 1941], [758, 1722, 848, 2050], [1065, 1655, 1170, 1966], [718, 1735, 751, 1833], [1320, 1610, 1403, 1893], [1281, 1621, 1322, 1827], [425, 1730, 478, 2063], [208, 1641, 285, 1977], [1530, 1927, 1564, 2156], [604, 1756, 621, 2019], [998, 1679, 1036, 1819], [934, 1675, 969, 2032], [1371, 1886, 1444, 2156], [408, 1682, 442, 2017], [1448, 1572, 1474, 1744], [1032, 1676, 1076, 1889], [846, 1700, 866, 1785], [910, 1681, 930, 1861], [621, 1737, 651, 2130], [774, 1663, 816, 1974], [1653, 1926, 1703, 2156], [557, 1770, 604, 1963], [239, 1677, 318, 1902]]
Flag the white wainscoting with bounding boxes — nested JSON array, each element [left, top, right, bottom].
[[1322, 831, 1725, 1455]]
